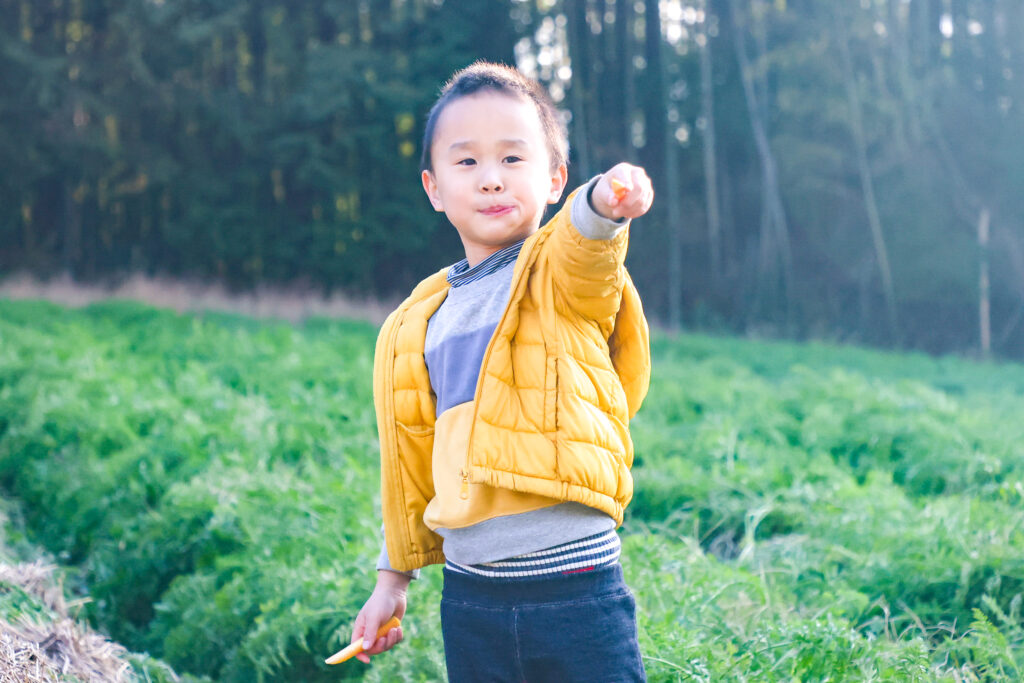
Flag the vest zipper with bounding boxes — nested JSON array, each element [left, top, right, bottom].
[[461, 232, 543, 496]]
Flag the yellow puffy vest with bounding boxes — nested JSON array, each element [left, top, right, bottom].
[[374, 190, 650, 571]]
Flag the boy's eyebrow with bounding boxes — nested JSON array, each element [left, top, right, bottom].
[[447, 138, 530, 152]]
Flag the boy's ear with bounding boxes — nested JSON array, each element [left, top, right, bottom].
[[547, 163, 568, 204], [421, 170, 444, 211]]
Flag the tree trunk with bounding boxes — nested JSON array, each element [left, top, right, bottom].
[[994, 224, 1024, 348], [978, 207, 991, 357], [62, 180, 81, 277], [750, 0, 771, 124], [22, 200, 34, 258], [835, 4, 900, 343], [246, 0, 266, 100], [727, 0, 792, 317], [614, 0, 635, 160], [643, 0, 666, 185], [595, 0, 610, 157], [566, 0, 594, 178], [699, 0, 722, 289], [913, 0, 931, 69], [889, 0, 923, 145], [642, 0, 684, 328], [666, 108, 683, 330], [868, 2, 907, 156]]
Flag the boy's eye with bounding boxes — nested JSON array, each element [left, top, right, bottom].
[[504, 156, 523, 164], [456, 158, 476, 166]]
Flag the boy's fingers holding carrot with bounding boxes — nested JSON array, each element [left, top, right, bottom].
[[610, 177, 630, 202], [355, 620, 403, 663], [349, 582, 407, 663], [596, 163, 654, 221]]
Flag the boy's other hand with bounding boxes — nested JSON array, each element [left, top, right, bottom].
[[592, 163, 654, 221], [351, 570, 410, 663]]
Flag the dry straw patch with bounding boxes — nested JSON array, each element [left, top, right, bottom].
[[0, 272, 394, 325], [0, 561, 134, 682]]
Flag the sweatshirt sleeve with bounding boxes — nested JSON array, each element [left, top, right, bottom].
[[571, 175, 629, 241], [376, 525, 420, 579]]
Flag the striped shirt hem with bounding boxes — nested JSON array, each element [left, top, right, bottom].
[[444, 530, 621, 579], [446, 239, 525, 288]]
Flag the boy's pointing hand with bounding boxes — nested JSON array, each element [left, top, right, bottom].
[[592, 163, 654, 222]]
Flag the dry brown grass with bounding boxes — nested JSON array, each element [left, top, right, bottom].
[[0, 561, 138, 682], [0, 272, 395, 325]]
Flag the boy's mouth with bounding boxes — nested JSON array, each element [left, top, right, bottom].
[[480, 204, 514, 217]]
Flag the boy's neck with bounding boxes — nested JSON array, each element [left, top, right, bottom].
[[463, 234, 535, 267]]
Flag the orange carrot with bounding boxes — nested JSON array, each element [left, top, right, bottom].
[[610, 177, 629, 201], [325, 616, 402, 665]]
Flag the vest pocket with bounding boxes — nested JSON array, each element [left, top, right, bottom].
[[395, 422, 435, 472]]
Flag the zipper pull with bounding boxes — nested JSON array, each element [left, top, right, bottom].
[[459, 469, 470, 500]]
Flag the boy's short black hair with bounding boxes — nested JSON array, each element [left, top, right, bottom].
[[420, 61, 569, 173]]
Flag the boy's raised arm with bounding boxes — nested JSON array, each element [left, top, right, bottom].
[[549, 163, 653, 325]]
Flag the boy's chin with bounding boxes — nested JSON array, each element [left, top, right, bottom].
[[463, 225, 538, 245], [497, 227, 538, 246]]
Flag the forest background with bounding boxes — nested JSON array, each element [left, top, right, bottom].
[[1, 0, 1023, 358]]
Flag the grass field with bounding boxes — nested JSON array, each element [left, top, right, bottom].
[[0, 298, 1022, 681]]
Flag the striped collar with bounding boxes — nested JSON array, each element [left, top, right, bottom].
[[446, 239, 525, 288]]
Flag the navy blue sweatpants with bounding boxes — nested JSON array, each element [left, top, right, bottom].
[[440, 563, 646, 682]]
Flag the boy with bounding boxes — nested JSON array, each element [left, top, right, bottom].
[[351, 61, 653, 681]]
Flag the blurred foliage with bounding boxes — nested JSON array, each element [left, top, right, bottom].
[[0, 0, 514, 295], [1, 0, 1023, 356]]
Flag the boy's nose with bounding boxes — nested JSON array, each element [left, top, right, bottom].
[[479, 167, 503, 193]]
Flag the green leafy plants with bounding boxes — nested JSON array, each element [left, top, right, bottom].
[[1, 299, 1022, 680]]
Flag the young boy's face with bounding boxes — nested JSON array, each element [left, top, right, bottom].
[[421, 90, 568, 266]]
